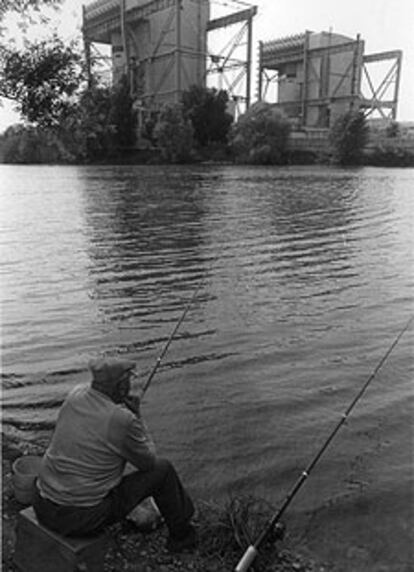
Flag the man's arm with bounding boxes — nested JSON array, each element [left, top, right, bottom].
[[120, 410, 157, 471]]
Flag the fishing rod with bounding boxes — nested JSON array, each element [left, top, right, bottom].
[[140, 277, 204, 397], [235, 316, 413, 572]]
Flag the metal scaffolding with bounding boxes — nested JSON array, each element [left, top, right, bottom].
[[205, 6, 257, 116], [257, 30, 402, 127], [82, 0, 257, 117], [82, 0, 210, 108], [360, 50, 402, 119]]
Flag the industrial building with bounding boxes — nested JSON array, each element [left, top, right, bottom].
[[82, 1, 402, 132], [258, 30, 402, 128], [82, 0, 257, 117]]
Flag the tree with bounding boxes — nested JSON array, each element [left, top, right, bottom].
[[181, 85, 233, 148], [0, 123, 74, 163], [329, 110, 369, 165], [229, 102, 291, 164], [0, 0, 63, 43], [0, 30, 140, 162], [108, 75, 137, 148], [153, 104, 194, 163], [0, 0, 65, 121], [385, 120, 400, 138], [0, 0, 61, 19], [65, 77, 137, 160], [0, 36, 83, 127], [0, 80, 136, 163], [61, 84, 114, 161]]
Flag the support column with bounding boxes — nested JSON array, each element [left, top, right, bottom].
[[350, 33, 361, 111], [175, 0, 182, 102], [196, 0, 202, 85], [246, 13, 253, 108], [257, 41, 263, 101], [82, 6, 92, 89], [392, 52, 402, 119], [301, 30, 311, 127], [120, 0, 129, 80]]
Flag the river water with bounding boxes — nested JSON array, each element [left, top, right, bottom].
[[1, 164, 413, 571]]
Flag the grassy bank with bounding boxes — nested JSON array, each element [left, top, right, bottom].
[[2, 437, 323, 572]]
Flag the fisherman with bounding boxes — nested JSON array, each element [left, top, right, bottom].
[[33, 358, 196, 552]]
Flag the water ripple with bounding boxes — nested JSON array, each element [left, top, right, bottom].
[[1, 166, 413, 533]]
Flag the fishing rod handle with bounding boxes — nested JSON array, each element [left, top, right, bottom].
[[234, 316, 414, 571], [234, 545, 258, 572]]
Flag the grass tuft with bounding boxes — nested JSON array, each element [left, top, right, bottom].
[[196, 495, 281, 571]]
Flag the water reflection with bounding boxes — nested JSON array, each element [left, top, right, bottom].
[[3, 164, 412, 382], [79, 167, 211, 324], [2, 165, 413, 570]]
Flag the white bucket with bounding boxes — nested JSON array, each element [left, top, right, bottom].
[[12, 455, 42, 505]]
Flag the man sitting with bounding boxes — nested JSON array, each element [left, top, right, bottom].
[[33, 358, 196, 552]]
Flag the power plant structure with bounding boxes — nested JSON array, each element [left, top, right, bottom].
[[82, 1, 403, 134], [258, 30, 402, 128], [82, 0, 257, 119]]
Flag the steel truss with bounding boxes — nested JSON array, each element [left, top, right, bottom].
[[205, 6, 257, 116], [360, 50, 402, 119], [257, 30, 403, 127], [83, 0, 257, 118], [83, 0, 208, 108]]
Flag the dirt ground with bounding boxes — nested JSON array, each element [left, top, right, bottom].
[[2, 439, 324, 572]]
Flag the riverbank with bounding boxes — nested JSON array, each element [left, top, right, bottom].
[[2, 437, 323, 572], [1, 124, 414, 166]]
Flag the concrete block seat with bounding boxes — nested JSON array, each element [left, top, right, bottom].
[[14, 506, 107, 572]]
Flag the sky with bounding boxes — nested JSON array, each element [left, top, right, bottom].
[[1, 0, 413, 132]]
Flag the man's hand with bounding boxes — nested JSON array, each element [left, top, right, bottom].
[[123, 395, 141, 415]]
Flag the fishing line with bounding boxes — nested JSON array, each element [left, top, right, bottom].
[[234, 315, 414, 572], [140, 277, 204, 397]]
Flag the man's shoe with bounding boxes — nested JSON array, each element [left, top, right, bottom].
[[166, 524, 197, 553]]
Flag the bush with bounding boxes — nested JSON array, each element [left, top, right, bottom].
[[108, 75, 137, 148], [153, 104, 195, 163], [385, 121, 400, 138], [0, 80, 138, 164], [329, 110, 369, 165], [181, 85, 233, 149], [1, 125, 75, 163], [54, 78, 136, 162], [366, 144, 414, 167], [0, 36, 83, 128], [229, 102, 291, 165], [57, 84, 113, 161]]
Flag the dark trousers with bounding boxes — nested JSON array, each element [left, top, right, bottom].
[[33, 458, 194, 538]]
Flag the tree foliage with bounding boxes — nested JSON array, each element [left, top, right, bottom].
[[181, 85, 233, 148], [385, 120, 400, 138], [153, 104, 194, 163], [64, 77, 137, 160], [229, 102, 291, 164], [0, 36, 83, 127], [0, 0, 61, 19], [0, 41, 138, 162], [0, 0, 63, 42], [62, 84, 114, 161], [329, 110, 369, 165], [1, 78, 138, 163], [0, 123, 73, 163], [108, 75, 137, 148]]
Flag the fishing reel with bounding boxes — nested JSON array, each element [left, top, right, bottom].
[[265, 520, 286, 545]]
